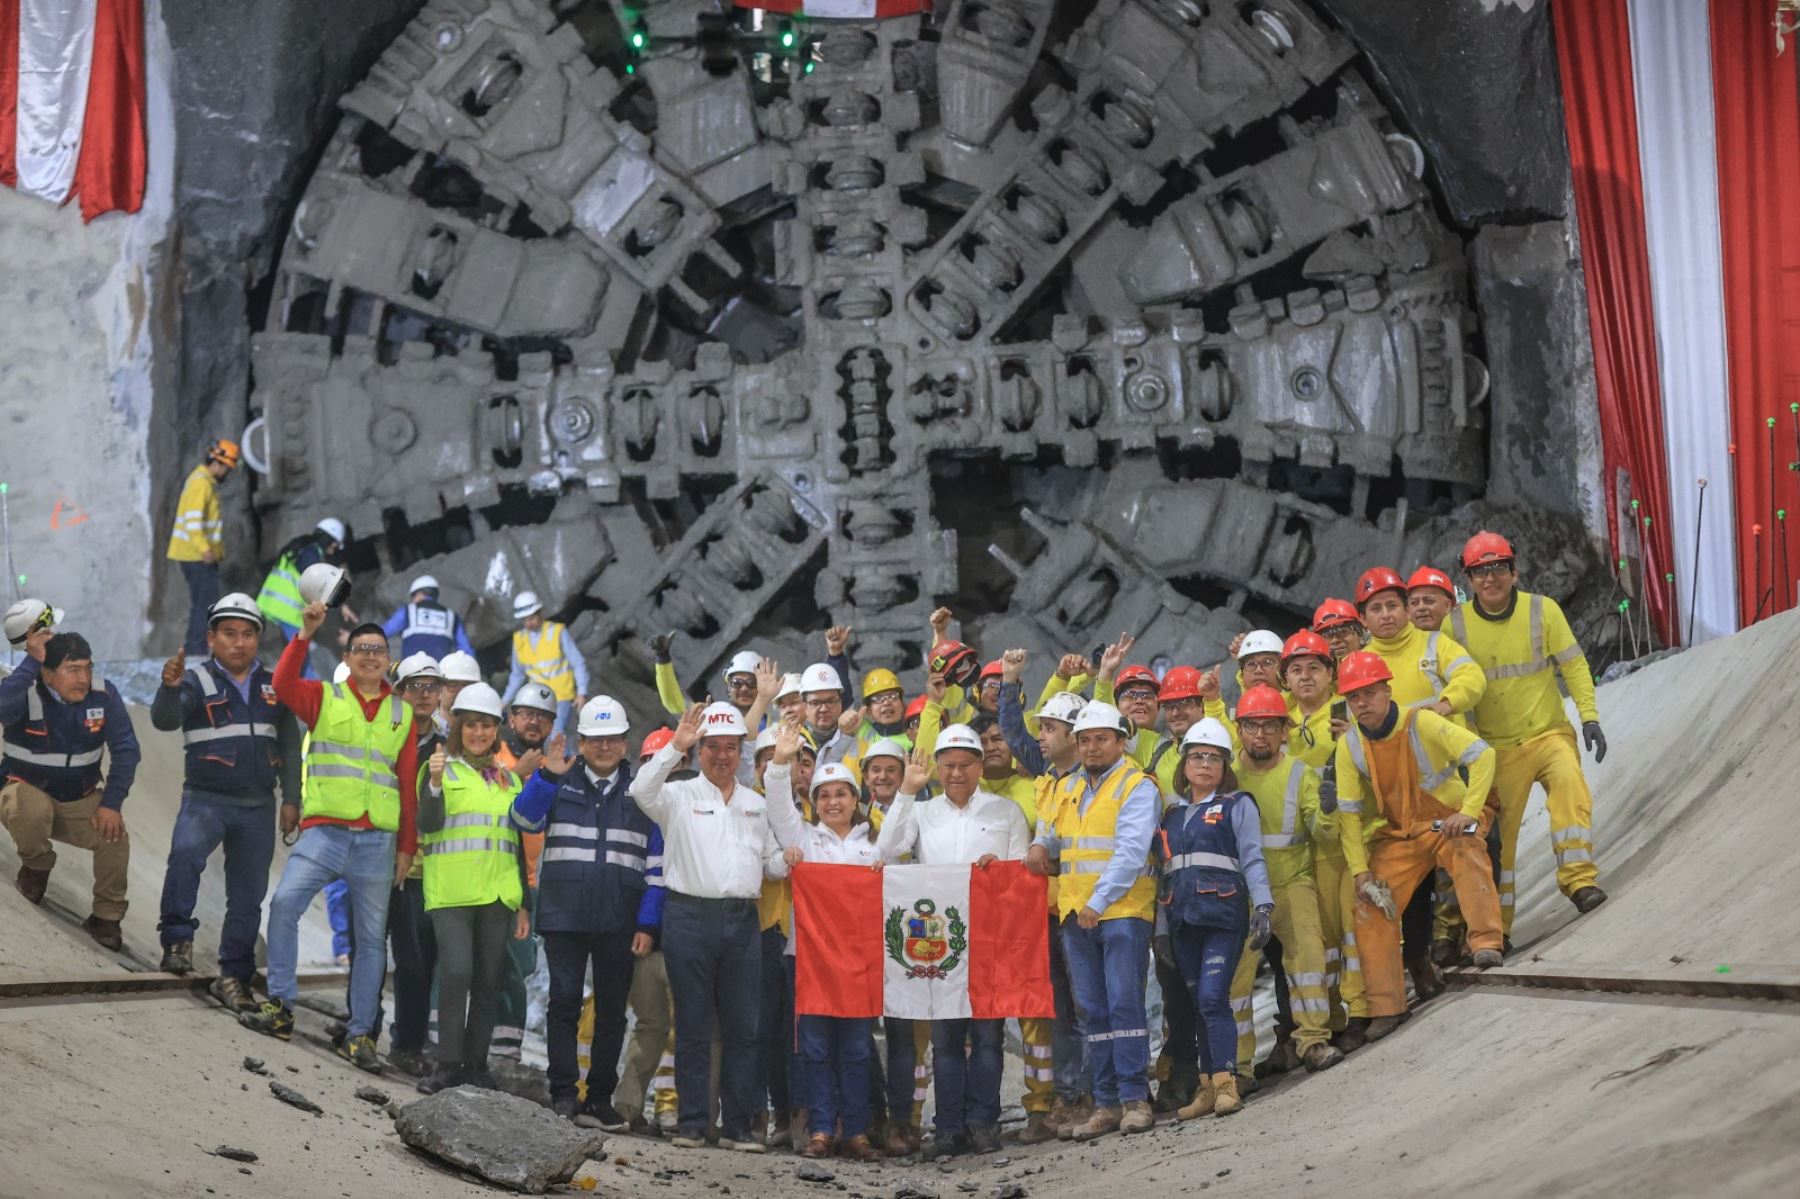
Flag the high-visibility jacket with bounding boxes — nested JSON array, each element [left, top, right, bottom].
[[1286, 696, 1337, 770], [1332, 708, 1495, 875], [421, 758, 523, 912], [1092, 678, 1163, 766], [985, 768, 1039, 829], [514, 622, 580, 701], [166, 465, 221, 562], [1234, 754, 1327, 889], [1029, 766, 1078, 911], [1368, 624, 1484, 726], [304, 682, 412, 830], [1145, 735, 1183, 799], [1449, 591, 1599, 748], [1048, 760, 1157, 922], [257, 551, 306, 631]]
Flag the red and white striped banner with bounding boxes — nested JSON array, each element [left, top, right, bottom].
[[0, 0, 147, 221]]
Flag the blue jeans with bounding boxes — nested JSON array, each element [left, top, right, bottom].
[[662, 894, 762, 1139], [930, 1018, 1004, 1138], [1061, 915, 1152, 1106], [266, 825, 394, 1037], [1172, 924, 1245, 1076], [800, 1014, 874, 1138], [156, 793, 276, 981], [884, 1017, 920, 1125], [1048, 911, 1090, 1099], [180, 561, 220, 656]]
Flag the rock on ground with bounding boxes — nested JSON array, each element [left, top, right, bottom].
[[395, 1085, 604, 1194]]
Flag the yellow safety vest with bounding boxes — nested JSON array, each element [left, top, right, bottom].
[[257, 550, 305, 630], [514, 622, 577, 701], [1235, 755, 1316, 889], [1050, 760, 1157, 922], [166, 465, 221, 562], [421, 759, 523, 912], [303, 683, 412, 831]]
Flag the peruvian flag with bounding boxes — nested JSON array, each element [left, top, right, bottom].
[[0, 0, 148, 220], [733, 0, 933, 18], [792, 861, 1053, 1020]]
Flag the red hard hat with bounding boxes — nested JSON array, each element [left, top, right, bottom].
[[639, 727, 676, 759], [1460, 530, 1515, 569], [1280, 630, 1333, 665], [1354, 566, 1407, 607], [1158, 665, 1204, 702], [979, 658, 1004, 681], [928, 639, 980, 688], [905, 694, 928, 720], [1336, 651, 1394, 694], [1407, 565, 1456, 598], [1312, 598, 1361, 633], [1114, 664, 1160, 696], [1235, 684, 1290, 723]]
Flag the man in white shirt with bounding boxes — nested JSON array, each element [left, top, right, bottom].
[[631, 701, 791, 1152], [874, 726, 1029, 1159]]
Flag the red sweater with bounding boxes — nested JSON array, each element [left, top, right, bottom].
[[274, 636, 419, 856]]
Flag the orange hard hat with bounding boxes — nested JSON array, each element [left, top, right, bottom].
[[1114, 664, 1160, 696], [978, 658, 1005, 682], [1354, 566, 1407, 607], [1235, 684, 1290, 723], [1407, 565, 1456, 597], [1312, 598, 1361, 633], [1460, 530, 1515, 569], [639, 727, 676, 759], [1336, 651, 1394, 694], [1158, 666, 1205, 702], [208, 438, 242, 468], [905, 694, 928, 720], [1280, 630, 1333, 665], [928, 640, 979, 688]]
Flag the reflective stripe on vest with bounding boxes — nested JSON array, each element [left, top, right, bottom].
[[402, 602, 454, 642], [303, 683, 410, 830], [1261, 759, 1307, 849], [1166, 851, 1240, 872], [1, 742, 103, 768], [1344, 712, 1489, 802], [257, 552, 305, 628], [514, 623, 576, 700], [420, 759, 523, 911], [1053, 761, 1156, 921], [1451, 593, 1550, 681]]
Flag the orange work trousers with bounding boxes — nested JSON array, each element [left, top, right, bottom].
[[1356, 821, 1503, 1018]]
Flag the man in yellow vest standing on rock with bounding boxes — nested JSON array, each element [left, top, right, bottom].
[[166, 439, 239, 656], [504, 591, 590, 738]]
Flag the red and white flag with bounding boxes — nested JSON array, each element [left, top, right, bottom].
[[792, 861, 1053, 1020], [0, 0, 148, 220], [733, 0, 932, 19]]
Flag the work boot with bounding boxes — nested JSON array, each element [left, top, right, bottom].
[[160, 941, 194, 975], [1406, 953, 1444, 1001], [786, 1109, 808, 1150], [1429, 938, 1462, 968], [1301, 1042, 1344, 1072], [1471, 948, 1504, 969], [720, 1131, 766, 1154], [1119, 1100, 1155, 1135], [83, 915, 123, 952], [1176, 1073, 1216, 1121], [656, 1110, 680, 1137], [1153, 1060, 1197, 1111], [337, 1034, 382, 1073], [325, 1019, 348, 1048], [905, 1121, 922, 1154], [467, 1063, 497, 1091], [1335, 1017, 1368, 1053], [1571, 885, 1608, 914], [1234, 1072, 1259, 1098], [1071, 1105, 1122, 1142], [921, 1133, 964, 1161], [1255, 1033, 1301, 1078], [386, 1046, 428, 1076], [15, 864, 50, 905], [1210, 1072, 1243, 1117], [239, 1000, 294, 1042], [578, 1102, 629, 1132], [415, 1060, 465, 1095], [1057, 1095, 1094, 1141], [553, 1095, 580, 1121], [209, 975, 258, 1014], [970, 1124, 1003, 1154], [1363, 1014, 1403, 1043], [1018, 1111, 1055, 1145], [669, 1130, 707, 1150], [883, 1123, 912, 1157], [800, 1132, 834, 1159], [840, 1133, 881, 1162]]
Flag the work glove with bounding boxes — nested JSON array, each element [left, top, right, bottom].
[[1357, 876, 1397, 921], [1153, 934, 1175, 971], [1248, 905, 1274, 951], [647, 631, 675, 664], [1582, 721, 1607, 763], [1317, 764, 1337, 814]]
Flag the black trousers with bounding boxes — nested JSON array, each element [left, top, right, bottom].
[[662, 894, 761, 1139], [388, 883, 436, 1052], [543, 928, 637, 1107]]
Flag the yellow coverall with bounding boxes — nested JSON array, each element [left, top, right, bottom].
[[166, 464, 221, 562], [1286, 696, 1368, 1025]]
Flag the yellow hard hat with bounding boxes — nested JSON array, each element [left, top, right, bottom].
[[861, 667, 902, 700]]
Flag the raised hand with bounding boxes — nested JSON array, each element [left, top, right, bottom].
[[1001, 648, 1028, 685], [825, 625, 853, 656], [837, 704, 865, 736], [516, 748, 544, 779], [1055, 652, 1087, 681], [1198, 666, 1222, 701], [542, 733, 575, 775], [924, 669, 948, 705], [428, 745, 447, 788], [1227, 631, 1246, 660], [755, 657, 782, 702], [160, 647, 187, 688], [773, 714, 803, 765], [901, 745, 931, 795], [647, 631, 675, 663], [672, 702, 706, 752], [1097, 632, 1135, 679], [300, 599, 328, 640], [929, 607, 953, 641]]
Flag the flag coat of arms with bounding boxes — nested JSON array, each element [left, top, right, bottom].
[[791, 861, 1053, 1020]]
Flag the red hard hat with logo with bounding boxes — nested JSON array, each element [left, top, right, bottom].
[[639, 727, 676, 759], [1407, 565, 1456, 597], [1312, 598, 1361, 632], [1235, 684, 1290, 723], [1336, 651, 1394, 694], [1460, 530, 1515, 569], [928, 639, 980, 688], [1158, 665, 1205, 702], [1354, 566, 1407, 607], [1280, 630, 1333, 666], [1114, 664, 1161, 696]]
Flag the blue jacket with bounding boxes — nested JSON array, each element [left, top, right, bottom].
[[382, 600, 474, 661], [1, 658, 140, 810], [513, 761, 663, 937], [149, 658, 301, 805], [1155, 790, 1273, 933]]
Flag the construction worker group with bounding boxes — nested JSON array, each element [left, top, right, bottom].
[[4, 521, 1609, 1161]]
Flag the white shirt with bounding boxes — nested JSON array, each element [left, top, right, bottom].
[[629, 745, 786, 899], [873, 787, 1030, 866], [770, 821, 881, 958]]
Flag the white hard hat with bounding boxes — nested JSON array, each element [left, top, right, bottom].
[[934, 724, 983, 756], [1181, 717, 1234, 758], [437, 650, 482, 683], [315, 517, 346, 544], [577, 694, 630, 737], [4, 599, 64, 646], [800, 662, 843, 694], [452, 682, 505, 719], [1072, 701, 1131, 737], [513, 591, 543, 619], [862, 737, 908, 765], [723, 650, 762, 679], [299, 562, 351, 608], [395, 652, 441, 684], [811, 762, 858, 797], [699, 700, 749, 738], [512, 682, 559, 714], [1237, 630, 1285, 660], [408, 574, 440, 595], [331, 661, 351, 685], [754, 726, 780, 753], [776, 672, 803, 701], [207, 592, 264, 631], [1038, 692, 1087, 727]]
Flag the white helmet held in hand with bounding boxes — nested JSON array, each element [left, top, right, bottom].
[[699, 701, 749, 738], [578, 695, 630, 737], [1181, 718, 1234, 758], [437, 650, 482, 683], [1237, 630, 1285, 661], [299, 562, 351, 608], [453, 682, 505, 719], [935, 724, 983, 756], [4, 599, 64, 646], [800, 662, 842, 694], [1072, 701, 1131, 737]]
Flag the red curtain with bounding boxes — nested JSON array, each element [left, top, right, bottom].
[[1551, 0, 1678, 645], [1710, 0, 1800, 624]]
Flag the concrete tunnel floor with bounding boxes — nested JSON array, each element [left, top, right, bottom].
[[2, 609, 1799, 1198]]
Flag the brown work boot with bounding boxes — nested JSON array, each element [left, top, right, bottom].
[[1255, 1033, 1301, 1078], [800, 1132, 833, 1159], [840, 1133, 881, 1162], [1363, 1014, 1404, 1042], [1070, 1104, 1122, 1142], [1211, 1072, 1243, 1116], [1301, 1042, 1344, 1072], [787, 1109, 808, 1150], [1176, 1073, 1216, 1121], [16, 865, 49, 905], [1056, 1095, 1093, 1141], [1335, 1017, 1369, 1053], [1407, 952, 1445, 1000], [1119, 1100, 1155, 1135], [1018, 1110, 1055, 1144], [83, 915, 123, 951], [1234, 1072, 1258, 1098], [882, 1123, 912, 1157]]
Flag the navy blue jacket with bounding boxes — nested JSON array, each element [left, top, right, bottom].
[[513, 761, 664, 937], [382, 600, 474, 661], [1155, 790, 1273, 933], [0, 658, 140, 810], [150, 658, 302, 806]]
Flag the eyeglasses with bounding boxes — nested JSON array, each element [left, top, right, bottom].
[[1118, 687, 1157, 703], [514, 709, 553, 723], [1468, 561, 1512, 580], [1185, 750, 1226, 766], [804, 697, 840, 709], [403, 679, 441, 694], [727, 676, 757, 691], [347, 643, 388, 657], [1160, 697, 1202, 712], [979, 680, 1002, 691]]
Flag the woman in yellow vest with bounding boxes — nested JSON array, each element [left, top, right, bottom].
[[416, 682, 532, 1096]]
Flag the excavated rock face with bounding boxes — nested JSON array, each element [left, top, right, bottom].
[[394, 1085, 604, 1193], [227, 0, 1614, 703]]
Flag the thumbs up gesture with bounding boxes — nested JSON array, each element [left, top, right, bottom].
[[429, 744, 447, 788], [161, 647, 187, 688]]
